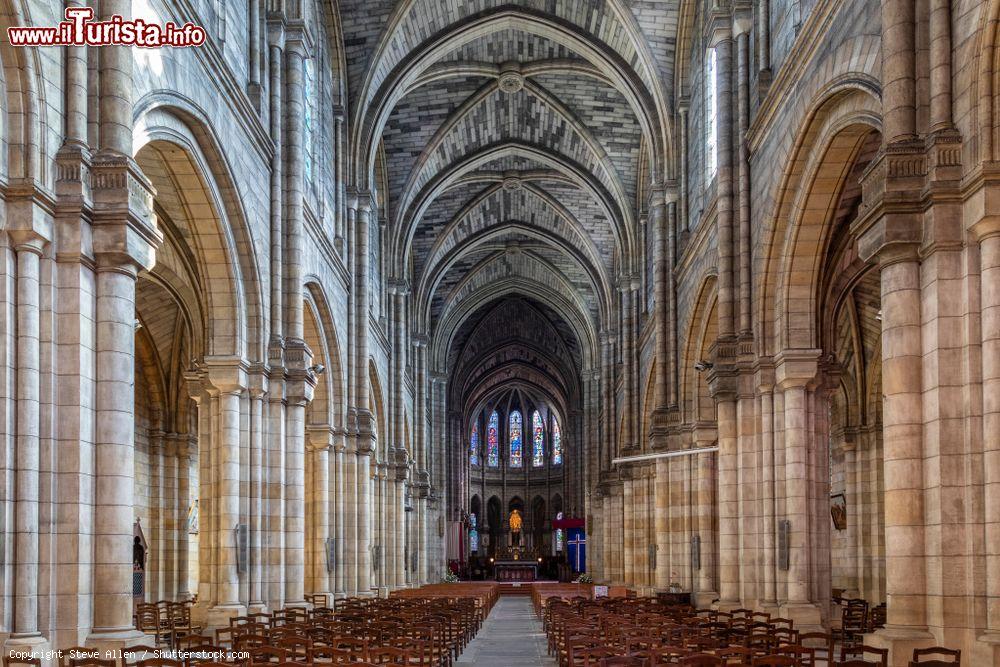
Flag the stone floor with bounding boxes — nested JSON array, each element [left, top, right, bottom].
[[455, 596, 557, 666]]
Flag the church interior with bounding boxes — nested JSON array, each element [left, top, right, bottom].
[[0, 0, 998, 665]]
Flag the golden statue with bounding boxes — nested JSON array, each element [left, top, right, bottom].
[[509, 509, 523, 533]]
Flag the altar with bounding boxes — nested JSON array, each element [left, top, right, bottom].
[[494, 544, 539, 581], [495, 562, 537, 582]]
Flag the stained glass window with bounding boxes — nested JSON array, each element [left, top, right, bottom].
[[470, 421, 480, 466], [470, 514, 479, 553], [509, 411, 523, 467], [487, 411, 499, 467], [555, 511, 565, 553], [705, 47, 718, 184], [303, 58, 316, 184], [532, 411, 544, 467], [552, 416, 563, 465]]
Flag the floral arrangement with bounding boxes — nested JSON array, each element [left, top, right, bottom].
[[443, 571, 459, 583], [575, 573, 594, 584]]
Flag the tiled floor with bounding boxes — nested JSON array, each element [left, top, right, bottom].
[[455, 596, 557, 666]]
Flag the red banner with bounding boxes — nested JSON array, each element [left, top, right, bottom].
[[552, 516, 585, 529]]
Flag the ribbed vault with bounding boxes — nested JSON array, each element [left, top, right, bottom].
[[341, 0, 680, 474]]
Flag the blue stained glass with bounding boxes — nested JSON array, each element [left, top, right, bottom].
[[470, 421, 480, 466], [487, 411, 499, 467], [532, 411, 544, 467], [552, 416, 563, 465], [509, 411, 523, 467]]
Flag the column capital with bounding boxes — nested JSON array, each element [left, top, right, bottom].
[[203, 357, 250, 394], [970, 216, 1000, 242], [90, 150, 162, 271], [283, 18, 314, 54], [387, 279, 410, 296], [773, 348, 822, 390], [306, 426, 332, 452], [5, 180, 54, 250]]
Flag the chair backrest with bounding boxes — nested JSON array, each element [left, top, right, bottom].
[[120, 645, 157, 667], [135, 660, 183, 667], [840, 644, 888, 666], [367, 647, 410, 665], [599, 657, 647, 667], [681, 655, 724, 667], [910, 646, 961, 666], [751, 656, 797, 667], [61, 648, 101, 667], [247, 646, 287, 664]]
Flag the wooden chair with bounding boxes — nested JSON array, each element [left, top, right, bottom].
[[599, 657, 646, 667], [909, 647, 960, 666], [135, 660, 183, 667], [329, 638, 368, 662], [751, 657, 796, 667], [68, 657, 117, 667], [60, 648, 101, 667], [776, 644, 814, 666], [181, 646, 228, 667], [367, 647, 411, 665], [798, 632, 833, 664], [246, 646, 287, 667], [577, 647, 616, 667], [307, 647, 353, 665], [120, 645, 157, 667], [839, 645, 888, 666], [715, 646, 753, 665], [680, 655, 723, 667], [233, 635, 269, 650], [4, 657, 41, 667]]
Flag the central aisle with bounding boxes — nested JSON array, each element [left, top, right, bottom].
[[455, 596, 557, 666]]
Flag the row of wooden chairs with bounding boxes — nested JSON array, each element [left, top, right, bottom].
[[539, 596, 961, 667]]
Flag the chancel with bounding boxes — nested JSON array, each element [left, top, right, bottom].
[[0, 0, 997, 666]]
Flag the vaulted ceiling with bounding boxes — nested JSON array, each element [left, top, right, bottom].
[[340, 0, 681, 393]]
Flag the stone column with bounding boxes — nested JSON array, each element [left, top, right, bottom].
[[333, 432, 347, 597], [354, 191, 375, 595], [650, 188, 669, 421], [735, 21, 752, 336], [867, 249, 931, 661], [308, 435, 331, 598], [654, 457, 669, 590], [620, 283, 635, 451], [758, 383, 779, 610], [356, 448, 374, 594], [175, 436, 194, 600], [205, 367, 248, 624], [83, 0, 162, 645], [973, 219, 1000, 655], [775, 352, 822, 627], [395, 473, 407, 588], [265, 378, 286, 608], [343, 448, 358, 595], [3, 232, 51, 656], [713, 27, 736, 338], [248, 382, 267, 612], [694, 451, 717, 607], [160, 435, 178, 599], [714, 392, 739, 607], [623, 475, 635, 586], [881, 0, 917, 142]]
